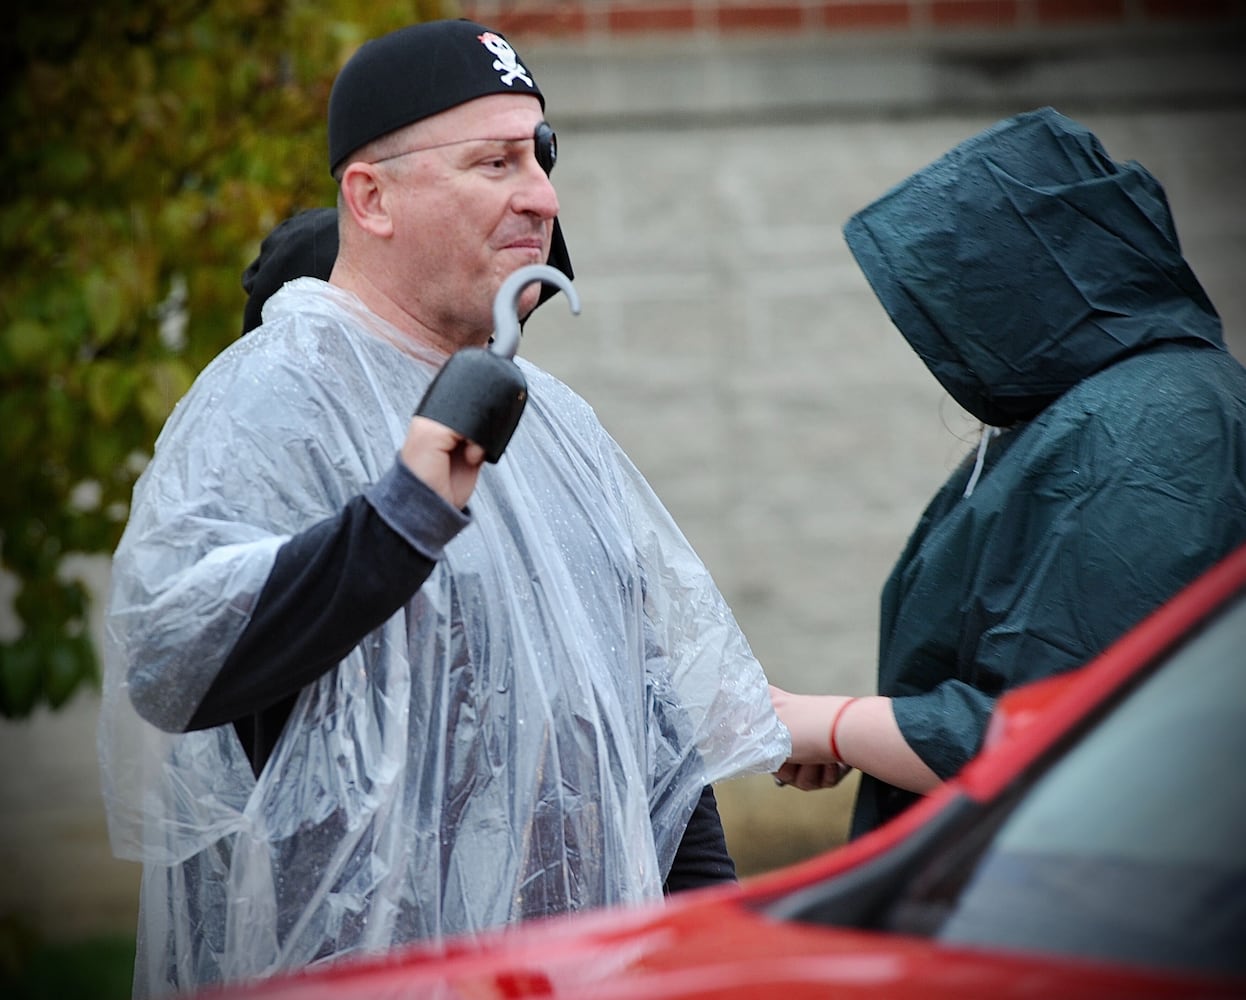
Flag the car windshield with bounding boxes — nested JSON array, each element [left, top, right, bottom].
[[915, 594, 1246, 977]]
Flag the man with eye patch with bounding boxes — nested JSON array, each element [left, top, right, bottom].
[[98, 18, 788, 996]]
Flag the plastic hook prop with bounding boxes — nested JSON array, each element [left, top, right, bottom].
[[491, 263, 581, 359]]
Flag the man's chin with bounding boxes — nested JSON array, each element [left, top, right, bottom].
[[516, 289, 541, 321], [496, 258, 548, 316], [504, 250, 547, 270]]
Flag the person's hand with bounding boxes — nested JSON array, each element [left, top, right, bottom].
[[773, 760, 852, 791], [769, 684, 855, 791], [400, 415, 487, 510], [770, 684, 847, 763]]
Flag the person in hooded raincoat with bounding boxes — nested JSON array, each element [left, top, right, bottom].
[[97, 20, 789, 997], [770, 106, 1246, 838]]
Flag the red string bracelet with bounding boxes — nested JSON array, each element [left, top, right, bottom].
[[828, 697, 859, 764]]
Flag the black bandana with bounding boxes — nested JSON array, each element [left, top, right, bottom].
[[240, 207, 339, 334], [328, 19, 545, 175]]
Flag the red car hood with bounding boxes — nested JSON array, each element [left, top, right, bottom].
[[206, 873, 1242, 1000]]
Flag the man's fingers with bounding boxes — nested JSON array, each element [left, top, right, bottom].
[[408, 417, 488, 467], [409, 414, 463, 448], [774, 761, 851, 792]]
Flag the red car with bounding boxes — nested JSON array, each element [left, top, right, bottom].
[[207, 543, 1246, 1000]]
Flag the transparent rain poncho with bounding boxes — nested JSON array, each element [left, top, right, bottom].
[[98, 278, 790, 997]]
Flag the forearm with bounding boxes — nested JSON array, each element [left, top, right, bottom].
[[186, 461, 468, 730], [832, 695, 941, 793], [664, 785, 737, 894], [771, 688, 941, 794]]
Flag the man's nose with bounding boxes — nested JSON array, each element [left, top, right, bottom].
[[516, 154, 560, 219]]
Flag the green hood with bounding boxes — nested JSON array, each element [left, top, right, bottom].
[[844, 106, 1224, 426]]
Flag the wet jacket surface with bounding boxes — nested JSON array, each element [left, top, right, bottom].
[[843, 107, 1246, 836], [97, 279, 788, 995]]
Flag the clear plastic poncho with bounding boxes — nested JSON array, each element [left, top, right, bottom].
[[98, 278, 789, 997]]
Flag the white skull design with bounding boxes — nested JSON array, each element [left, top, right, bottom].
[[477, 32, 534, 88]]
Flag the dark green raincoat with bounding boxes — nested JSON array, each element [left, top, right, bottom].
[[843, 107, 1246, 837]]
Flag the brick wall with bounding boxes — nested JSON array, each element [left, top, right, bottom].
[[464, 0, 1246, 42]]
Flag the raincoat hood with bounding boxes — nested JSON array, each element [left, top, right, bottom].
[[844, 106, 1224, 426]]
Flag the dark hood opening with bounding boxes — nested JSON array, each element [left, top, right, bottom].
[[843, 106, 1224, 426]]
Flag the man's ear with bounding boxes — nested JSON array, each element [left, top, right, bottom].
[[339, 162, 395, 238]]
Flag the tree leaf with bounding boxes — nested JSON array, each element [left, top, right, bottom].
[[84, 360, 134, 423], [2, 319, 51, 368], [43, 635, 93, 709], [0, 639, 43, 719], [136, 358, 194, 425], [83, 269, 127, 344]]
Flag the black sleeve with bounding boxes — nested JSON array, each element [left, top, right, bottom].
[[187, 462, 467, 733], [185, 494, 431, 731], [664, 784, 737, 894]]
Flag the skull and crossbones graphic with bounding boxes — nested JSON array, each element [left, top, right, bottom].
[[477, 32, 534, 88]]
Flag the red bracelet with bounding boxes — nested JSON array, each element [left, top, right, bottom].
[[828, 697, 858, 763]]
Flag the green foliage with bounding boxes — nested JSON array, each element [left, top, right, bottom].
[[0, 0, 458, 717], [1, 915, 135, 1000]]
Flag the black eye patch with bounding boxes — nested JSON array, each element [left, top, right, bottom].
[[534, 121, 556, 176]]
